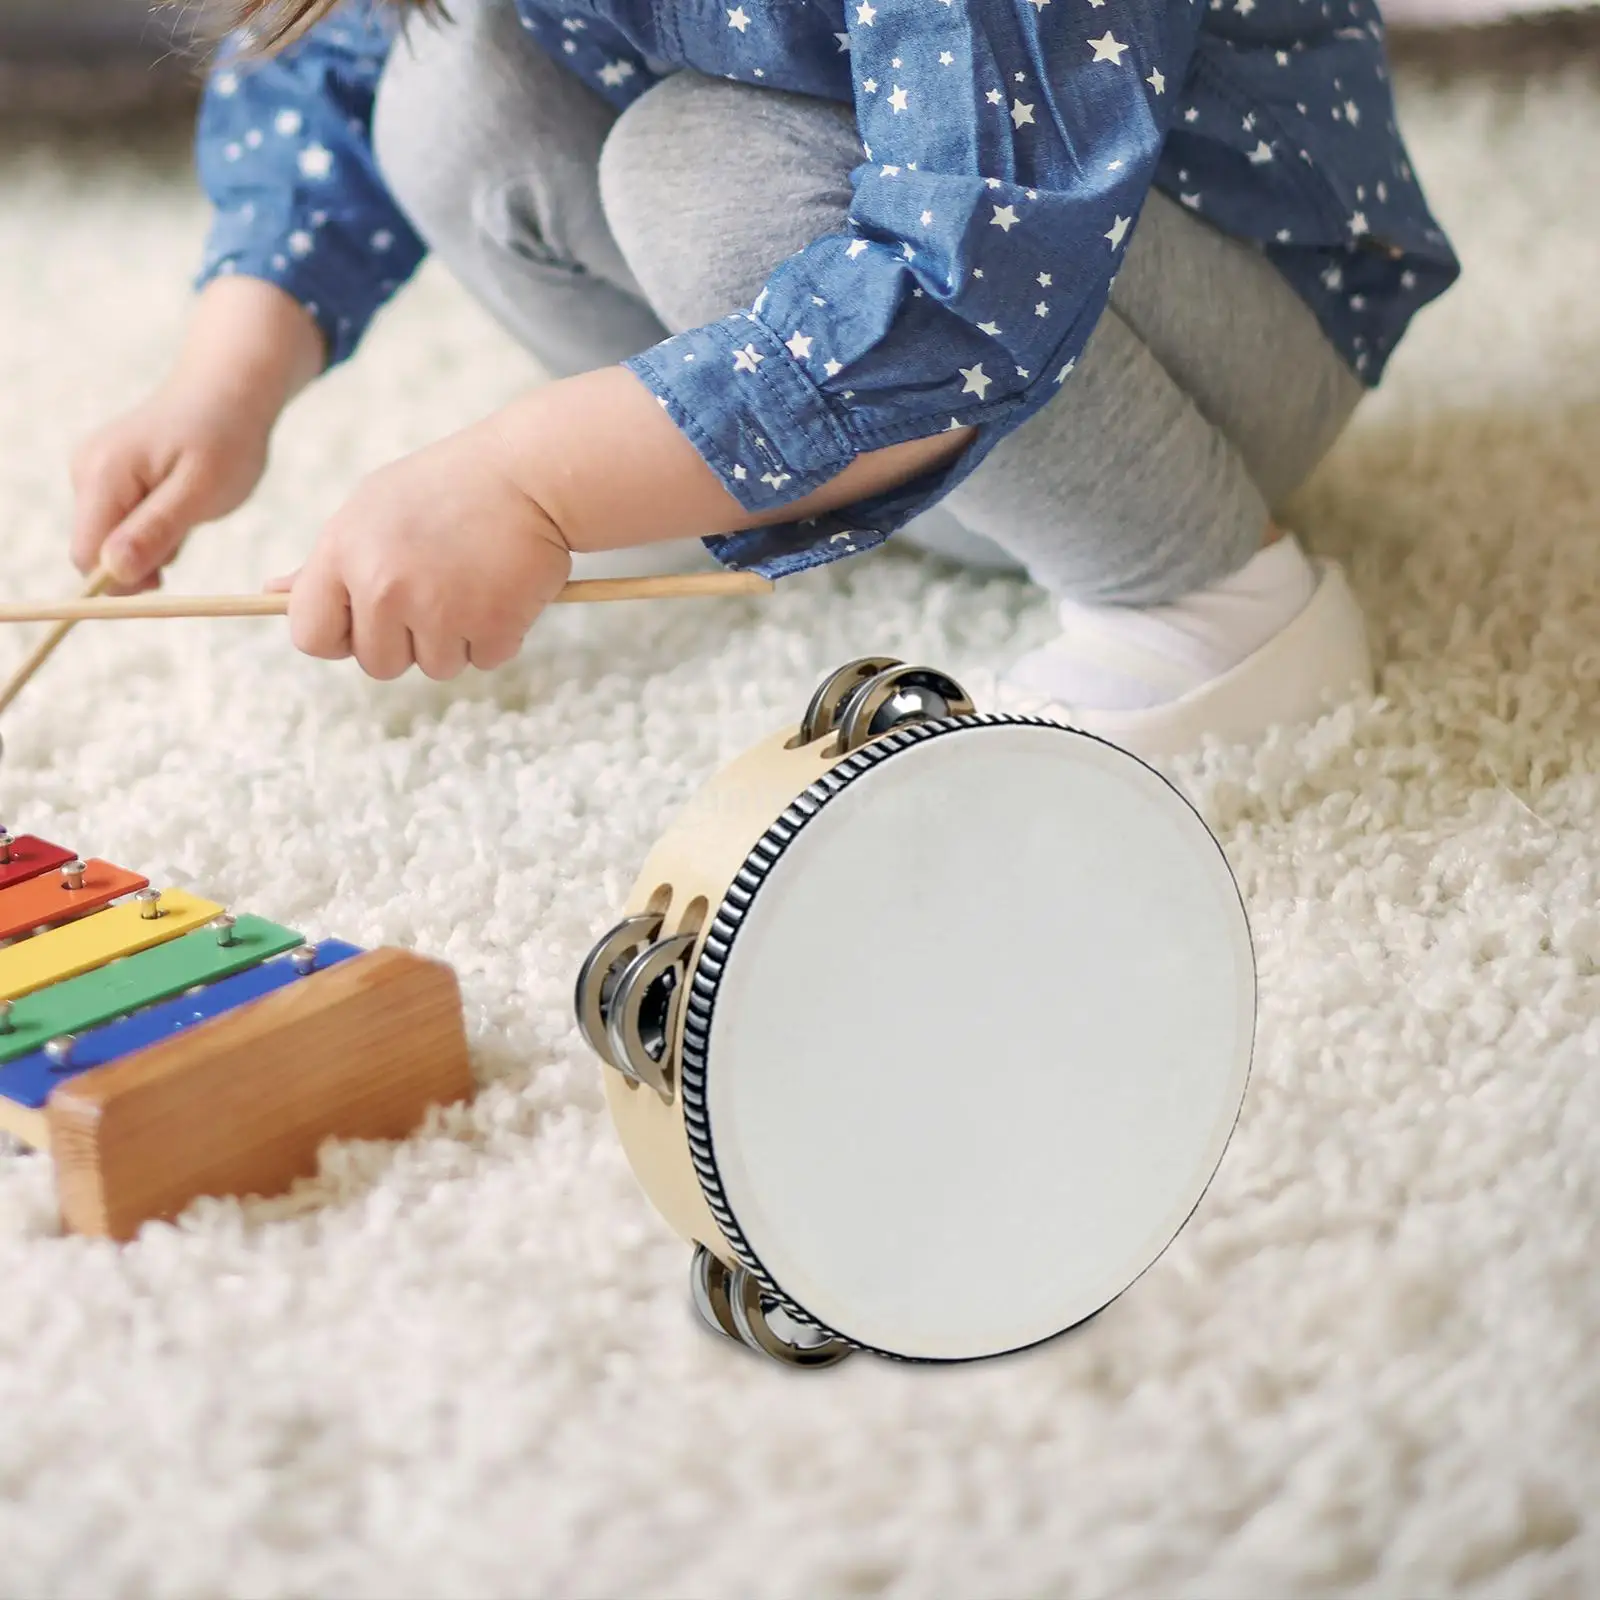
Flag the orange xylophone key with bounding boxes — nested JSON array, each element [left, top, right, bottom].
[[0, 860, 151, 942]]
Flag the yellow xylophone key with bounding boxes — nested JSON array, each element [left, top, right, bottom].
[[0, 889, 224, 1001]]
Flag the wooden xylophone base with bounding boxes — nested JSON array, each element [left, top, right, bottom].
[[0, 831, 474, 1240], [0, 947, 473, 1240], [14, 948, 471, 1239]]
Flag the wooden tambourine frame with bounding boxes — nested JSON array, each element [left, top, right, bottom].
[[576, 658, 1256, 1369]]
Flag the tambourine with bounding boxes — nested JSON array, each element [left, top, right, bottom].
[[575, 659, 1255, 1368]]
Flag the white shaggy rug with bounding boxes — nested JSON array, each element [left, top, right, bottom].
[[2, 45, 1599, 1599]]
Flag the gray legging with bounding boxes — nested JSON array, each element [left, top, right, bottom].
[[370, 0, 1365, 606]]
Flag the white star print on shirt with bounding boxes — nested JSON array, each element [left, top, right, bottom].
[[785, 331, 813, 359], [960, 364, 992, 398], [1089, 33, 1129, 64], [1011, 100, 1035, 129], [727, 7, 750, 29], [733, 344, 764, 372], [856, 1, 876, 23], [990, 205, 1020, 231], [298, 145, 333, 179], [888, 85, 909, 113], [1105, 215, 1131, 248]]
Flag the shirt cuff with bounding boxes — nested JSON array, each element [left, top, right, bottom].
[[195, 211, 420, 369], [696, 432, 998, 579], [625, 313, 859, 511], [628, 313, 1016, 579]]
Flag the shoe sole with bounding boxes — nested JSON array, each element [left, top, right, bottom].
[[993, 560, 1374, 765]]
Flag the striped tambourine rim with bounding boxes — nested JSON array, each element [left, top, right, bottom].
[[677, 710, 1246, 1365]]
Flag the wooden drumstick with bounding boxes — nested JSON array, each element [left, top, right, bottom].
[[0, 565, 114, 716], [0, 570, 772, 624]]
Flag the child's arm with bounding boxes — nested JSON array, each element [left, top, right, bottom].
[[272, 365, 972, 681], [71, 8, 419, 589], [492, 369, 974, 549]]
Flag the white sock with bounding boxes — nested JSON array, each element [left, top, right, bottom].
[[1006, 533, 1320, 712]]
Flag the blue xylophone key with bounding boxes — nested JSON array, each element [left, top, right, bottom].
[[0, 939, 364, 1110]]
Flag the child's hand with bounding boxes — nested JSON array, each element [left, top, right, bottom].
[[69, 278, 326, 591], [70, 385, 273, 592], [270, 422, 572, 681]]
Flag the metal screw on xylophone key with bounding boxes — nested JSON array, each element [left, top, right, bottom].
[[213, 914, 237, 948], [0, 1000, 11, 1035], [0, 828, 11, 866], [136, 889, 163, 921], [45, 1037, 75, 1071], [61, 861, 87, 892], [291, 947, 317, 976]]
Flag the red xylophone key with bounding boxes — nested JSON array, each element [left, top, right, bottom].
[[0, 832, 77, 893]]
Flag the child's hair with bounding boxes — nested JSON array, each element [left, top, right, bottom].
[[223, 0, 444, 54]]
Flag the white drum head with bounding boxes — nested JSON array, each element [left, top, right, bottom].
[[681, 719, 1254, 1362]]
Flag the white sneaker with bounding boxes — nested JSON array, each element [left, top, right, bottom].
[[987, 558, 1373, 767]]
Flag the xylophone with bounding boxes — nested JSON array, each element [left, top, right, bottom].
[[576, 657, 1257, 1368], [0, 824, 473, 1239]]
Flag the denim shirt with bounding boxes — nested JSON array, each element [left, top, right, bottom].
[[196, 0, 1459, 577]]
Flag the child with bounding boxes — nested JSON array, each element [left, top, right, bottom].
[[69, 0, 1458, 762]]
